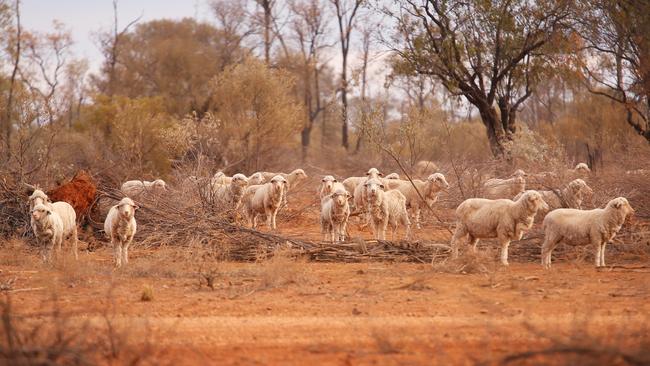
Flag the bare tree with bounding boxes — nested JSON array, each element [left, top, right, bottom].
[[2, 0, 20, 162], [353, 21, 372, 154], [578, 0, 650, 143], [331, 0, 363, 150]]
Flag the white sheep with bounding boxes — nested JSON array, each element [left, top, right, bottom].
[[121, 179, 167, 197], [342, 167, 383, 199], [414, 160, 438, 177], [261, 169, 308, 207], [247, 172, 266, 186], [384, 173, 450, 229], [320, 188, 351, 243], [318, 175, 346, 200], [516, 179, 593, 212], [483, 175, 526, 199], [364, 178, 411, 240], [30, 203, 63, 262], [449, 190, 549, 265], [28, 189, 78, 260], [104, 197, 139, 267], [212, 173, 249, 210], [241, 175, 288, 230], [541, 197, 634, 269]]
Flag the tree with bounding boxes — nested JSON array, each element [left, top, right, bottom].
[[289, 0, 331, 161], [387, 0, 572, 157], [577, 0, 650, 143], [330, 0, 363, 150], [1, 0, 19, 162]]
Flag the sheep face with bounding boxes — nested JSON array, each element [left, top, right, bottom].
[[569, 179, 593, 197], [512, 169, 527, 178], [364, 179, 384, 200], [365, 168, 383, 178], [575, 163, 591, 173], [231, 174, 249, 187], [270, 175, 287, 194], [31, 203, 51, 222], [520, 190, 549, 212], [28, 189, 50, 207], [153, 179, 167, 191], [428, 173, 450, 190], [608, 197, 634, 216], [292, 169, 308, 179], [321, 176, 336, 194], [331, 189, 350, 207], [117, 198, 138, 220]]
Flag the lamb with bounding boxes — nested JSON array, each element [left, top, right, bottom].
[[414, 160, 438, 177], [28, 189, 78, 260], [212, 173, 249, 210], [541, 197, 634, 269], [241, 175, 288, 230], [515, 179, 593, 212], [318, 175, 346, 200], [364, 178, 411, 240], [320, 188, 351, 243], [121, 179, 167, 197], [449, 190, 549, 265], [384, 173, 450, 229], [104, 197, 139, 267], [483, 175, 526, 199], [30, 203, 64, 262]]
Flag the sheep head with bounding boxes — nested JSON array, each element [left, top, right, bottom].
[[331, 189, 350, 207], [519, 190, 549, 212], [511, 169, 527, 178], [364, 178, 384, 200], [248, 172, 265, 185], [608, 197, 634, 216], [117, 197, 139, 220], [575, 163, 591, 173], [231, 173, 249, 187], [291, 169, 308, 179], [321, 175, 336, 194], [365, 168, 383, 178], [385, 173, 400, 180], [153, 179, 167, 191], [270, 175, 287, 194], [31, 203, 52, 222], [28, 189, 50, 208], [427, 173, 450, 190]]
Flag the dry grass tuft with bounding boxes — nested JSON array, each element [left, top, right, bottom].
[[255, 248, 309, 290], [140, 285, 154, 302], [431, 248, 497, 275]]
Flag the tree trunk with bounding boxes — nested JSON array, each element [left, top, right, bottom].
[[477, 104, 511, 157], [341, 87, 349, 149], [301, 126, 311, 162]]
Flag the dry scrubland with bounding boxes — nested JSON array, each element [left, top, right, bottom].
[[1, 165, 650, 365]]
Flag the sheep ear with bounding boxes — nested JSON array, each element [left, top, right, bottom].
[[133, 204, 140, 210], [380, 184, 385, 189], [23, 183, 36, 196], [365, 172, 370, 176], [46, 210, 51, 215], [612, 200, 622, 208], [333, 179, 338, 183], [321, 178, 326, 182], [379, 173, 384, 177]]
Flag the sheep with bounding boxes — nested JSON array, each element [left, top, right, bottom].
[[384, 173, 450, 229], [449, 190, 549, 265], [342, 167, 383, 199], [104, 197, 139, 267], [515, 179, 593, 212], [247, 172, 265, 186], [28, 189, 78, 260], [483, 175, 526, 199], [573, 163, 591, 175], [260, 169, 308, 207], [241, 175, 288, 230], [320, 188, 351, 243], [364, 178, 411, 240], [414, 160, 438, 177], [541, 197, 634, 269], [384, 173, 400, 180], [30, 203, 63, 262], [121, 179, 167, 198], [318, 175, 346, 200], [212, 173, 249, 210], [211, 171, 228, 185]]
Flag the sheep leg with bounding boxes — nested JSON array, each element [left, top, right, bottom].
[[112, 239, 122, 268], [414, 206, 422, 229], [541, 235, 560, 269], [380, 219, 388, 241], [43, 238, 55, 263], [71, 226, 78, 260], [123, 236, 132, 265], [600, 242, 608, 267], [449, 224, 468, 260], [498, 236, 511, 266], [468, 236, 479, 252]]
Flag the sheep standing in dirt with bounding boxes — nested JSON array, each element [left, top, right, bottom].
[[364, 178, 411, 240], [242, 175, 288, 230], [104, 197, 139, 267], [483, 175, 526, 199], [384, 173, 450, 229], [30, 203, 64, 262], [414, 160, 438, 177], [449, 191, 549, 265], [28, 189, 78, 260], [318, 175, 346, 200], [320, 188, 351, 243], [213, 173, 249, 210], [261, 169, 308, 207], [121, 179, 167, 197], [516, 179, 593, 212], [541, 197, 634, 269]]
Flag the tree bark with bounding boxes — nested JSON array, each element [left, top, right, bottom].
[[3, 0, 21, 162]]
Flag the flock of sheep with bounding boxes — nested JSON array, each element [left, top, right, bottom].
[[25, 161, 635, 270]]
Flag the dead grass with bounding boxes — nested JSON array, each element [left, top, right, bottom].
[[431, 248, 498, 275], [254, 248, 310, 290]]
